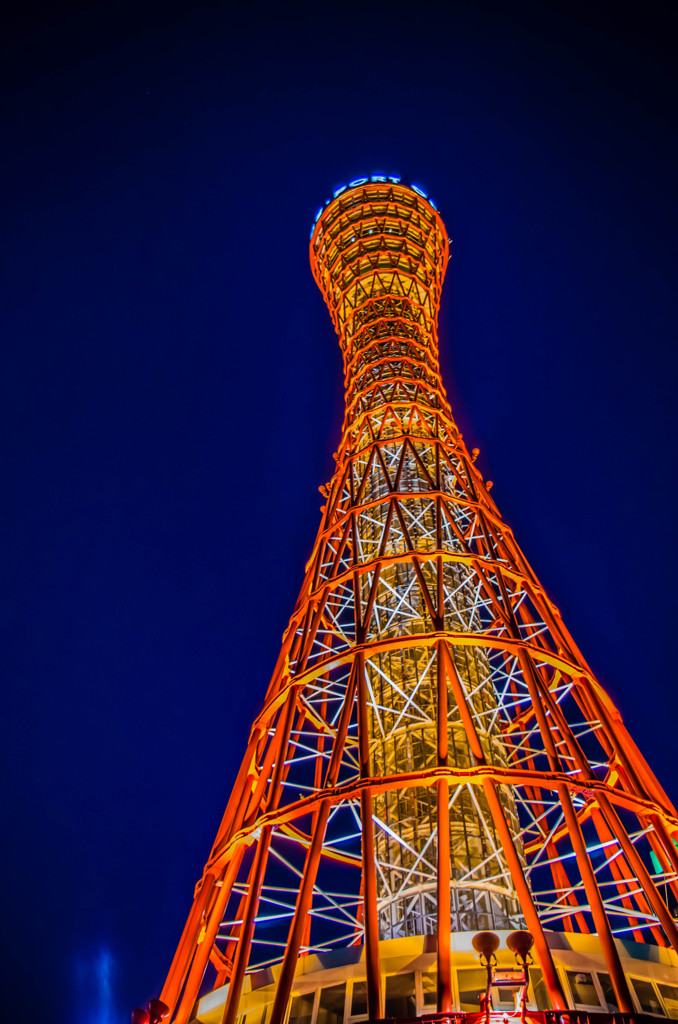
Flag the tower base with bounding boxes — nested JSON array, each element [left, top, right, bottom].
[[191, 933, 678, 1023]]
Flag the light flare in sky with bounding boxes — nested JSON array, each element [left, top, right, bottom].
[[74, 946, 116, 1024]]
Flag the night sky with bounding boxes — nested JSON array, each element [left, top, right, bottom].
[[3, 2, 677, 1021]]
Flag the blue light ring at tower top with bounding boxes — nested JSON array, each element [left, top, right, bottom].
[[309, 176, 440, 239], [309, 178, 450, 304]]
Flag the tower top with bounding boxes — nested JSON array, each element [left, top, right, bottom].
[[309, 174, 442, 239], [309, 176, 449, 362]]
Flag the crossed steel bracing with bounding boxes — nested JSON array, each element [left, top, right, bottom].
[[160, 183, 678, 1024]]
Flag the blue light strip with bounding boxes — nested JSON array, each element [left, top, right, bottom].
[[309, 175, 440, 238]]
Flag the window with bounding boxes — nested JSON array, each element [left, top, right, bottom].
[[350, 981, 367, 1017], [528, 969, 549, 1011], [632, 979, 663, 1015], [457, 969, 488, 1013], [658, 984, 678, 1020], [421, 972, 437, 1008], [597, 973, 618, 1012], [566, 971, 600, 1008], [317, 985, 345, 1024], [288, 993, 314, 1024], [491, 984, 521, 1012], [384, 973, 415, 1019]]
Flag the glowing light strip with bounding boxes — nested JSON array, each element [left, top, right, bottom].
[[310, 175, 440, 237]]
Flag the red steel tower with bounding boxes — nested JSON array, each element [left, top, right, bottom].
[[152, 179, 678, 1024]]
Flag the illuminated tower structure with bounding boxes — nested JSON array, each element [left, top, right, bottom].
[[157, 180, 678, 1024]]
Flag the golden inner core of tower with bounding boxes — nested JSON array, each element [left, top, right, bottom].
[[311, 182, 524, 937]]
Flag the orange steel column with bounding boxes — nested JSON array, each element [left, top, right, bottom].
[[356, 649, 383, 1020], [150, 178, 678, 1024], [436, 641, 452, 1013]]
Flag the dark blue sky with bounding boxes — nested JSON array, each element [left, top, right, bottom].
[[2, 2, 677, 1021]]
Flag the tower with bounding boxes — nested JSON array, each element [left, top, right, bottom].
[[155, 179, 678, 1024]]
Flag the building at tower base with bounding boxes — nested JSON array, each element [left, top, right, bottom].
[[191, 934, 678, 1023]]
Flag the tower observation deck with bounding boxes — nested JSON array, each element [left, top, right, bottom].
[[149, 179, 678, 1024]]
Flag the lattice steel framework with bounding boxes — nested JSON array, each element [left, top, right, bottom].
[[159, 181, 678, 1024]]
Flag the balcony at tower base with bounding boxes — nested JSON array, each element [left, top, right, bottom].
[[191, 934, 678, 1024]]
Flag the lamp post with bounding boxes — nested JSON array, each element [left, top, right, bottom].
[[507, 930, 535, 1022], [132, 998, 170, 1024], [473, 930, 535, 1023], [472, 931, 501, 1024]]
